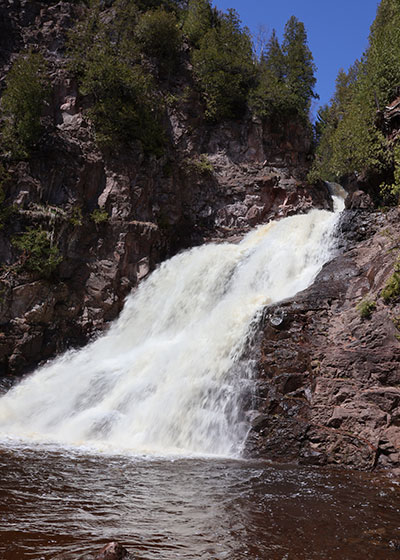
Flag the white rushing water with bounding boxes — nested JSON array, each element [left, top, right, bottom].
[[0, 196, 344, 457]]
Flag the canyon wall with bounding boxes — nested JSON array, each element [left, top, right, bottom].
[[0, 0, 330, 376]]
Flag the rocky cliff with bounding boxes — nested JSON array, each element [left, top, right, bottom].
[[0, 0, 330, 377], [246, 201, 400, 472]]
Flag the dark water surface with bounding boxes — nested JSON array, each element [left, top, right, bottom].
[[0, 443, 399, 560]]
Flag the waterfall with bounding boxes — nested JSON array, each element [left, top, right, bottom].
[[0, 198, 344, 457]]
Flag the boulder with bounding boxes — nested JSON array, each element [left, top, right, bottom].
[[94, 542, 133, 560]]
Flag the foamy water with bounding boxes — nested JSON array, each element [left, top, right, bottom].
[[0, 197, 344, 456]]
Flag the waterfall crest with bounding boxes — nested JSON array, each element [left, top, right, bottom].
[[0, 199, 343, 457]]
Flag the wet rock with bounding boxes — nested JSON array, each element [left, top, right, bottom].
[[250, 412, 270, 432], [345, 189, 374, 210], [248, 208, 400, 470], [299, 448, 328, 466], [94, 542, 133, 560]]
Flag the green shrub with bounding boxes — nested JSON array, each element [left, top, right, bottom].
[[379, 144, 400, 204], [83, 48, 164, 153], [185, 154, 213, 174], [381, 259, 400, 303], [135, 8, 182, 73], [0, 51, 49, 159], [69, 206, 83, 226], [91, 208, 108, 224], [68, 0, 164, 154], [357, 299, 376, 319], [12, 227, 62, 277]]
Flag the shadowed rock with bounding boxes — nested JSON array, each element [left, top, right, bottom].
[[246, 207, 400, 471]]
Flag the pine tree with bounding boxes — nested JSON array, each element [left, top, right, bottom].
[[1, 51, 49, 159], [249, 29, 290, 118], [192, 9, 256, 121], [183, 0, 214, 47], [309, 0, 400, 186], [262, 29, 285, 80], [282, 16, 318, 116], [365, 0, 400, 107]]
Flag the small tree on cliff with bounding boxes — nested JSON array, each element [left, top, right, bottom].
[[0, 50, 49, 159]]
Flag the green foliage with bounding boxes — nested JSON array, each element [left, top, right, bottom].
[[91, 208, 109, 223], [68, 1, 318, 144], [192, 9, 256, 121], [69, 206, 83, 226], [393, 315, 400, 341], [185, 154, 213, 174], [183, 0, 214, 47], [357, 299, 376, 319], [249, 19, 317, 122], [380, 143, 400, 203], [135, 8, 182, 73], [0, 51, 49, 159], [381, 258, 400, 303], [85, 53, 164, 152], [310, 0, 400, 189], [249, 30, 292, 119], [68, 0, 164, 153], [282, 16, 318, 116], [12, 227, 62, 277], [307, 105, 336, 183], [329, 86, 388, 178], [133, 0, 184, 11], [365, 0, 400, 109]]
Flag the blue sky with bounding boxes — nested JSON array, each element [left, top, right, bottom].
[[214, 0, 380, 117]]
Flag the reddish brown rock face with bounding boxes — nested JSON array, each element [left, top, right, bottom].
[[0, 1, 329, 378], [247, 208, 400, 471]]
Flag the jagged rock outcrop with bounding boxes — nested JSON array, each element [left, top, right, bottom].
[[246, 206, 400, 471], [0, 0, 330, 377]]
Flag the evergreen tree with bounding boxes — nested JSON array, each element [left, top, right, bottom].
[[192, 9, 256, 121], [68, 0, 165, 153], [135, 7, 182, 74], [249, 29, 290, 118], [183, 0, 214, 47], [262, 29, 285, 79], [282, 16, 318, 116], [1, 51, 49, 159], [309, 0, 400, 189], [365, 0, 400, 108], [249, 19, 316, 121]]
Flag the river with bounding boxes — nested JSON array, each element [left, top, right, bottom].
[[0, 443, 399, 559]]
